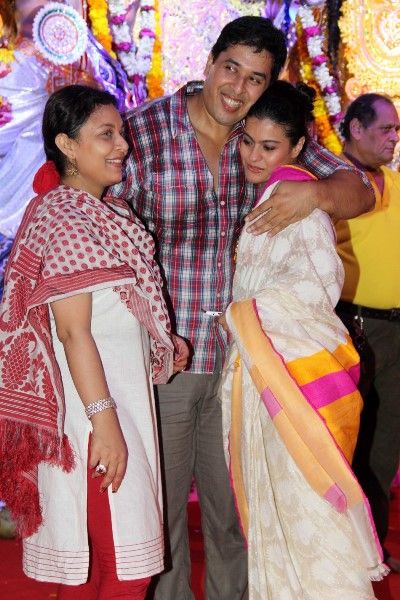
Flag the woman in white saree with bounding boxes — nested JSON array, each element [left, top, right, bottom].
[[220, 81, 387, 599]]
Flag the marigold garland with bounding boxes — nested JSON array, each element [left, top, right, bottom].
[[87, 0, 115, 57], [296, 16, 342, 155], [0, 14, 16, 79], [146, 0, 164, 99], [0, 47, 14, 65], [0, 15, 15, 120]]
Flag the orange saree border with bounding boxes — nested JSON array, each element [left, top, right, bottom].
[[227, 297, 385, 575]]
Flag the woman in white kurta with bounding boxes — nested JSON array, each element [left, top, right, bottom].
[[23, 287, 165, 584], [220, 81, 387, 599], [0, 85, 188, 599]]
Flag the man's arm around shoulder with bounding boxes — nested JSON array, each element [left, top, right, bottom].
[[246, 140, 375, 236]]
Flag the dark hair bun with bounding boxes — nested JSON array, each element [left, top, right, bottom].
[[263, 80, 315, 124], [296, 82, 316, 105]]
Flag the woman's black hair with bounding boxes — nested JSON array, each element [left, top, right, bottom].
[[42, 84, 118, 175], [246, 80, 316, 147], [211, 16, 287, 84]]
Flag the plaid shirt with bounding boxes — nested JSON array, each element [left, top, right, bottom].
[[108, 82, 371, 373]]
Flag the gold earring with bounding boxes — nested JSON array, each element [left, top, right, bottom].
[[65, 159, 79, 177]]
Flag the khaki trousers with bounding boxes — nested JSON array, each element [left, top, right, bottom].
[[151, 361, 248, 600]]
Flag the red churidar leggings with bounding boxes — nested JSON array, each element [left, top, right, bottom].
[[57, 441, 151, 600]]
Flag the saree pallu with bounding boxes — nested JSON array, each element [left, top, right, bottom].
[[220, 166, 387, 600]]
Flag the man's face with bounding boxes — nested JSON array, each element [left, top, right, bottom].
[[355, 100, 400, 168], [201, 44, 274, 128]]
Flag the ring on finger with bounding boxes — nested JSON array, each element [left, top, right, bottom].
[[96, 463, 107, 475]]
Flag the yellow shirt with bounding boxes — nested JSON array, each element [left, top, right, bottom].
[[336, 165, 400, 309]]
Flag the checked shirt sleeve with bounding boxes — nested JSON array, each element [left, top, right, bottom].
[[300, 139, 372, 192]]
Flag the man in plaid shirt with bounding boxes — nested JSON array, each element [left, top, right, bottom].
[[108, 17, 374, 600]]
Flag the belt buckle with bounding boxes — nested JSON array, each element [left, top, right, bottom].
[[389, 308, 400, 321]]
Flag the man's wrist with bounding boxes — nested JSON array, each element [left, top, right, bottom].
[[309, 179, 333, 216]]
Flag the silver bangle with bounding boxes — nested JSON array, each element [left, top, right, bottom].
[[85, 396, 117, 420]]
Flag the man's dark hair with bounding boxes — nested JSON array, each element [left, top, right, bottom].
[[340, 93, 394, 141], [211, 16, 287, 84], [42, 85, 117, 176]]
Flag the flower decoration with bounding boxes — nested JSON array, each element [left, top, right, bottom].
[[32, 3, 88, 66], [87, 0, 115, 57], [0, 13, 16, 78], [340, 0, 400, 104], [131, 0, 157, 103], [0, 95, 12, 128], [227, 0, 266, 16], [108, 0, 157, 103], [297, 4, 343, 130], [146, 0, 164, 99], [296, 15, 342, 155], [108, 0, 136, 79]]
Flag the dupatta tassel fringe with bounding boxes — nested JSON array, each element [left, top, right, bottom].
[[0, 418, 75, 538]]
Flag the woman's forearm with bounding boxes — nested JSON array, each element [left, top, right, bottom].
[[51, 292, 127, 492], [51, 293, 109, 408], [61, 330, 110, 408]]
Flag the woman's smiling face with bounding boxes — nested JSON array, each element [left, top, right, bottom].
[[67, 104, 129, 198], [240, 115, 303, 185]]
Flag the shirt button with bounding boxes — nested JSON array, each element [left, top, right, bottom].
[[217, 262, 221, 267], [221, 231, 226, 237], [217, 293, 221, 298], [220, 201, 226, 206]]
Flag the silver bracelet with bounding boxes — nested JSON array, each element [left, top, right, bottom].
[[85, 396, 117, 420]]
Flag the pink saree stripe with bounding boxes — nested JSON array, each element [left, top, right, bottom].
[[324, 484, 347, 513], [256, 165, 317, 205], [300, 369, 358, 410], [348, 363, 360, 385], [261, 387, 282, 418]]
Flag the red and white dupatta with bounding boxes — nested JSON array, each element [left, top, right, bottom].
[[0, 185, 173, 537]]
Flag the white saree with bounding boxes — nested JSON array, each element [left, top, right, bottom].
[[221, 166, 385, 599]]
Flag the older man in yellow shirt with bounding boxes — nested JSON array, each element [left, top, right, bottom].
[[335, 93, 400, 572]]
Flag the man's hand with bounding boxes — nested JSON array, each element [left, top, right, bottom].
[[245, 170, 375, 236], [172, 334, 190, 373], [245, 180, 317, 236], [217, 313, 229, 333]]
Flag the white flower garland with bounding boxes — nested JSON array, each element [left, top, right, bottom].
[[108, 0, 156, 80], [297, 4, 343, 130], [226, 0, 265, 17]]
